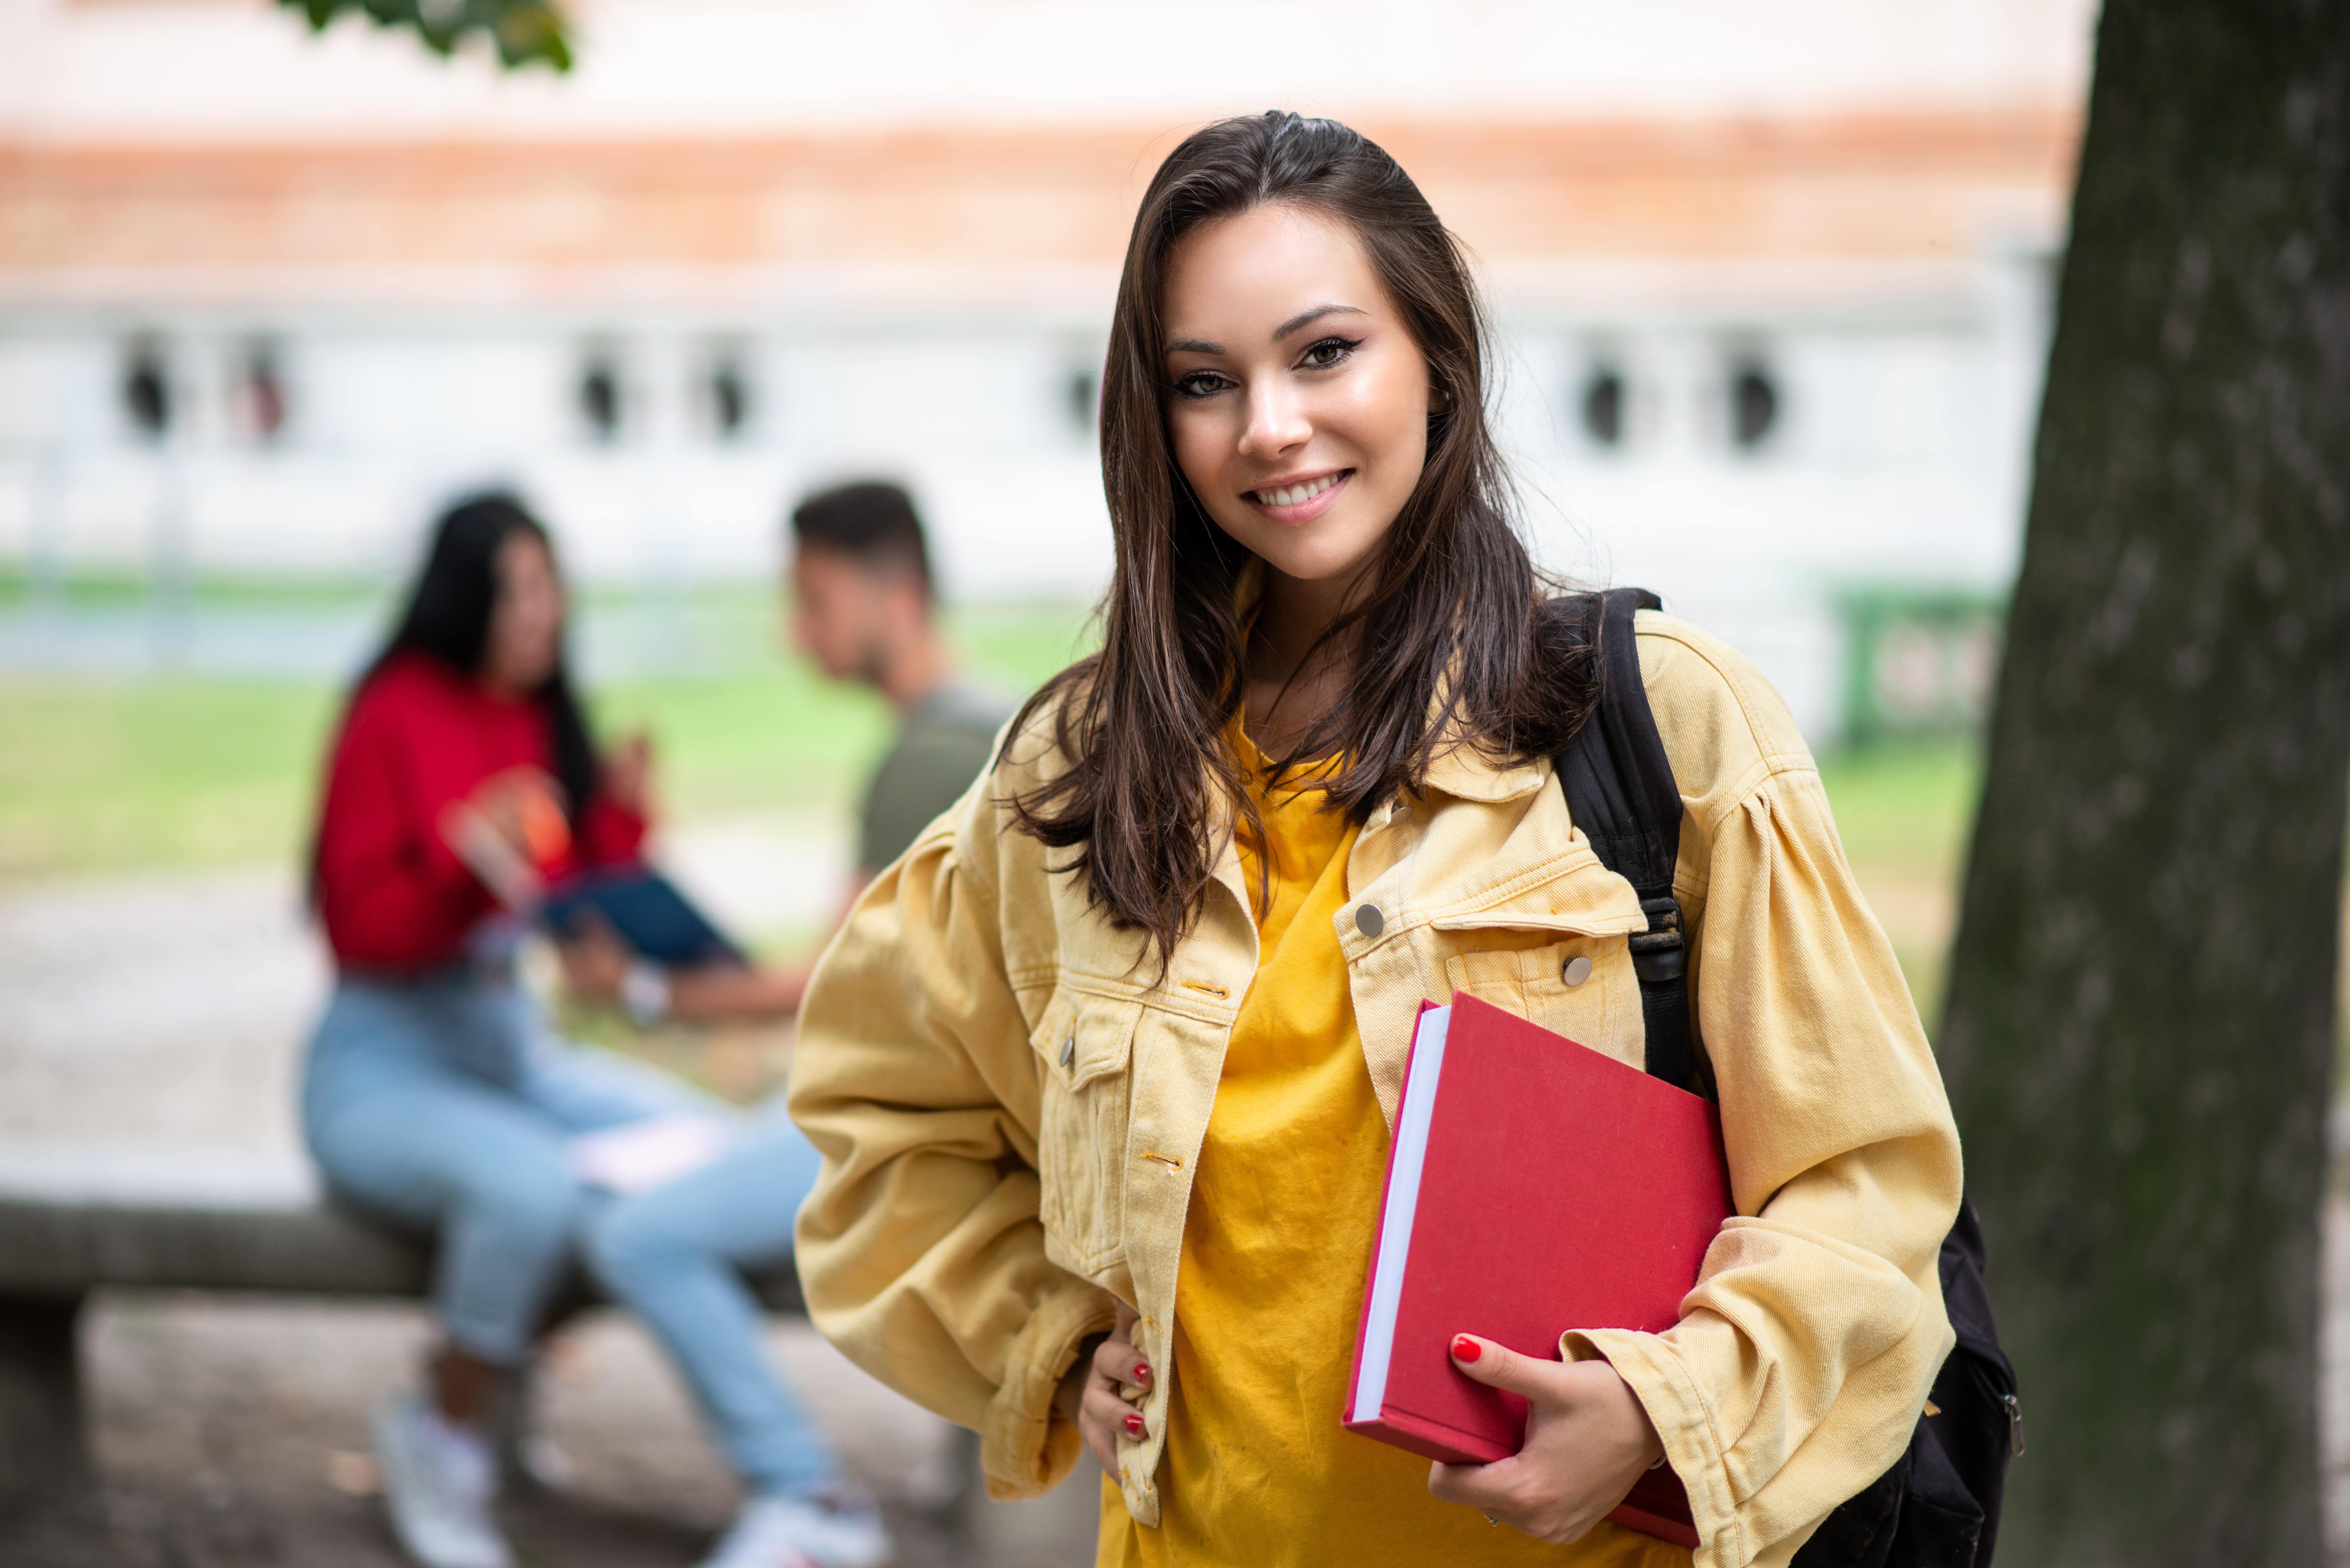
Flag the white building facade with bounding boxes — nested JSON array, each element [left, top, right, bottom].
[[0, 0, 2091, 741]]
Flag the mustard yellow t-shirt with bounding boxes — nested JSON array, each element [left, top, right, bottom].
[[1099, 734, 1688, 1568]]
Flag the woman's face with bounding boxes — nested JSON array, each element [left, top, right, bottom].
[[481, 529, 565, 696], [1160, 202, 1430, 592]]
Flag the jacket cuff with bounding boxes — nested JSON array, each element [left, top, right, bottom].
[[978, 1282, 1117, 1501], [1565, 1326, 1750, 1568]]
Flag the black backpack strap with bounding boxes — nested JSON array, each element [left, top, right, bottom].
[[1552, 588, 1696, 1093], [1555, 596, 2012, 1566]]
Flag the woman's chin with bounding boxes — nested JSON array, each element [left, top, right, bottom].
[[1251, 536, 1387, 588]]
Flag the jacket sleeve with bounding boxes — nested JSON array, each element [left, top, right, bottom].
[[576, 792, 649, 869], [788, 770, 1116, 1501], [315, 695, 493, 970], [1567, 632, 1964, 1568]]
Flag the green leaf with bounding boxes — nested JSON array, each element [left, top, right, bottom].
[[274, 0, 574, 73]]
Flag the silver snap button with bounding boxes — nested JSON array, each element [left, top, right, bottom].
[[1561, 955, 1593, 987], [1354, 903, 1384, 938], [1060, 1036, 1077, 1069]]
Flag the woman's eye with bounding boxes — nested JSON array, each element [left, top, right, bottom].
[[1173, 371, 1232, 400], [1301, 336, 1362, 370]]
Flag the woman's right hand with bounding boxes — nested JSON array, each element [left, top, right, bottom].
[[467, 767, 569, 861], [1055, 1300, 1152, 1474], [440, 766, 566, 908]]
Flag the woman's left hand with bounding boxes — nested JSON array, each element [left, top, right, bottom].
[[603, 731, 654, 817], [1426, 1334, 1665, 1545]]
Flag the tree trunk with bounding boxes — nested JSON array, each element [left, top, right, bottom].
[[1937, 2, 2350, 1563]]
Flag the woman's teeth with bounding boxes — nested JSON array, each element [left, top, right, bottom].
[[1254, 473, 1343, 507]]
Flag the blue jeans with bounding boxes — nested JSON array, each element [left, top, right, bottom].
[[302, 972, 841, 1496], [583, 1103, 841, 1497], [303, 971, 700, 1361]]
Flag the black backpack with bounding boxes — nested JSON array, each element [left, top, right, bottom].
[[1552, 589, 2022, 1568]]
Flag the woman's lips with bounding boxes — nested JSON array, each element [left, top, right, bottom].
[[1246, 469, 1353, 525]]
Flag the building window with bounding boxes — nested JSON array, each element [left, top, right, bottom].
[[234, 341, 288, 443], [705, 353, 751, 441], [1728, 355, 1781, 451], [123, 341, 171, 441], [1579, 363, 1627, 448], [1064, 366, 1100, 439], [579, 353, 623, 444]]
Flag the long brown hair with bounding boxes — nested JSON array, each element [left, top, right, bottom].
[[1010, 111, 1596, 963]]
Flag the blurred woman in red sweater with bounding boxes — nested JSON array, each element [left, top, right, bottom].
[[303, 494, 695, 1568]]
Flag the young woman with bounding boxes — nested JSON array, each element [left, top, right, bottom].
[[789, 114, 1963, 1566], [304, 494, 882, 1568]]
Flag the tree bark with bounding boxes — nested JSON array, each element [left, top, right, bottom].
[[1937, 2, 2350, 1563]]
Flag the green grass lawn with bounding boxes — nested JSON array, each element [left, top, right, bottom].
[[1816, 742, 1985, 1028], [0, 601, 1100, 882], [1816, 743, 1983, 889], [0, 679, 342, 878], [0, 606, 1986, 1024]]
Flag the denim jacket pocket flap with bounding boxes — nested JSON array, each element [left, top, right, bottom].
[[1423, 852, 1646, 938], [1032, 985, 1141, 1093], [1442, 935, 1632, 1063]]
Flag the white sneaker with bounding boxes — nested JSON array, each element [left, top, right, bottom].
[[369, 1392, 514, 1568], [696, 1491, 894, 1568]]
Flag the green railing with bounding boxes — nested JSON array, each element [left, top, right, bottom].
[[1834, 586, 2007, 748]]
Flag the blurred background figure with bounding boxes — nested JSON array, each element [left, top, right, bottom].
[[559, 479, 1012, 1023], [551, 480, 1010, 1568], [790, 481, 1015, 904], [306, 492, 690, 1568], [304, 493, 876, 1568]]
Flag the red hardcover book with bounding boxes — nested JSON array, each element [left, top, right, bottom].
[[1344, 994, 1734, 1548]]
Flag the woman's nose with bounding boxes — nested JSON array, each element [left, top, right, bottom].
[[1238, 380, 1311, 460]]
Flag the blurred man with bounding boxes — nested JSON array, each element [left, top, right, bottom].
[[789, 479, 1014, 915], [560, 479, 1012, 1019], [545, 483, 1010, 1568]]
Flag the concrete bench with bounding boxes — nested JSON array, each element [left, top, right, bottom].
[[0, 1142, 803, 1515]]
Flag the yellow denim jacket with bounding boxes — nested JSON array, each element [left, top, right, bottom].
[[789, 611, 1963, 1568]]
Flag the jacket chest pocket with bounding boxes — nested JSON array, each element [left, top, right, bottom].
[[1030, 987, 1141, 1271], [1442, 934, 1641, 1069]]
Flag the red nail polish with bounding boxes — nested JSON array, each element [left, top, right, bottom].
[[1452, 1335, 1482, 1363], [1133, 1362, 1152, 1382], [1123, 1413, 1146, 1437]]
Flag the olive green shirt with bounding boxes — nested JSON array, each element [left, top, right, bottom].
[[856, 679, 1017, 875]]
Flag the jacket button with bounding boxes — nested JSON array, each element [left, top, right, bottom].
[[1354, 903, 1384, 938], [1060, 1037, 1076, 1069], [1561, 955, 1593, 987]]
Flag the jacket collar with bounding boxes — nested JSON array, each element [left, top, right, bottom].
[[1421, 740, 1548, 803]]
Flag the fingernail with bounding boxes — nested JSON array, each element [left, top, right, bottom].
[[1123, 1413, 1146, 1438], [1452, 1335, 1482, 1363], [1133, 1362, 1152, 1383]]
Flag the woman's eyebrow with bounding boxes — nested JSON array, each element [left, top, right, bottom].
[[1275, 303, 1368, 339], [1163, 304, 1372, 358]]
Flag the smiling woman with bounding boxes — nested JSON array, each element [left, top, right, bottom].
[[1160, 206, 1434, 674], [1014, 112, 1600, 957], [788, 112, 1964, 1568]]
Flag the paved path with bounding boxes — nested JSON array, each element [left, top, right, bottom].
[[0, 1294, 1097, 1568]]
